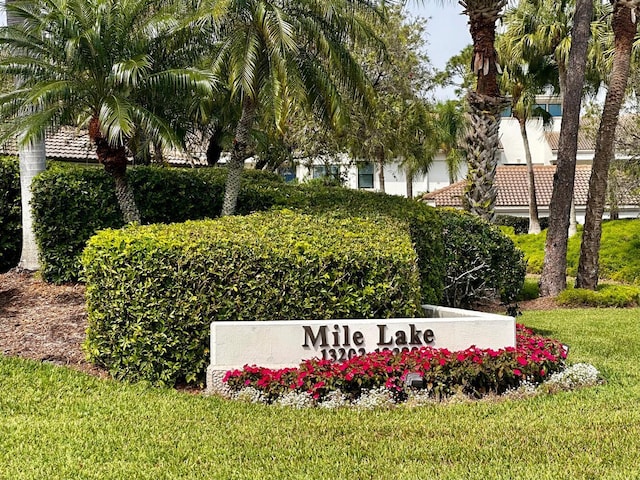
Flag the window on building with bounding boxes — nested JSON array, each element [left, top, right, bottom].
[[501, 107, 512, 117], [313, 164, 341, 181], [279, 167, 296, 183], [547, 103, 562, 116], [358, 162, 374, 189]]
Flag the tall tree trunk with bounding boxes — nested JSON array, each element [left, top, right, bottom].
[[377, 148, 385, 193], [540, 0, 593, 297], [608, 171, 620, 220], [17, 141, 46, 271], [576, 2, 637, 290], [460, 0, 508, 222], [462, 93, 505, 222], [222, 98, 256, 216], [89, 117, 141, 223], [8, 0, 47, 271], [518, 117, 541, 234], [206, 127, 224, 166], [406, 169, 414, 199]]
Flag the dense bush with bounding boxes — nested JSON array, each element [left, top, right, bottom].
[[82, 210, 423, 385], [224, 324, 568, 403], [0, 156, 21, 272], [280, 185, 445, 305], [31, 167, 445, 303], [31, 164, 284, 283], [437, 208, 526, 308], [517, 278, 541, 301], [495, 215, 548, 234], [557, 284, 640, 308]]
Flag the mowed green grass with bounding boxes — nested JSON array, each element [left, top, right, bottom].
[[1, 309, 640, 480]]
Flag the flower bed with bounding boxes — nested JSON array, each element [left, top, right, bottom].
[[223, 324, 568, 404]]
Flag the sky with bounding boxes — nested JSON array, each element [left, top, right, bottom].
[[405, 2, 472, 100]]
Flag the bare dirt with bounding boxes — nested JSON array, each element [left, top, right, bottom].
[[0, 270, 559, 382]]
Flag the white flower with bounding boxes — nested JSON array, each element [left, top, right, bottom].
[[544, 363, 601, 391]]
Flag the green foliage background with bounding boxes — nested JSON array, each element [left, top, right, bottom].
[[440, 209, 526, 307], [505, 219, 640, 285]]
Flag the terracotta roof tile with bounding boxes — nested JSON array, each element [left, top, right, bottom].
[[422, 165, 594, 208], [545, 131, 594, 151], [0, 127, 207, 165]]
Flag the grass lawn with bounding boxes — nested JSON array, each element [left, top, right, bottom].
[[1, 309, 639, 479]]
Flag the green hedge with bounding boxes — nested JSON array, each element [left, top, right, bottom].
[[278, 185, 445, 305], [438, 208, 526, 308], [31, 164, 285, 283], [0, 156, 21, 272], [30, 168, 444, 305], [82, 210, 423, 385]]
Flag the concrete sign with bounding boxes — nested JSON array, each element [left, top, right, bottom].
[[207, 306, 515, 373]]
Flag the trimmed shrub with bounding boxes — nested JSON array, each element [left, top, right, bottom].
[[557, 284, 640, 308], [31, 164, 284, 283], [31, 164, 123, 283], [0, 156, 21, 272], [82, 210, 423, 385], [280, 185, 445, 305], [438, 208, 526, 308]]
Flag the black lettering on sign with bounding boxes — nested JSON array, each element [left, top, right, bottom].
[[302, 325, 328, 347]]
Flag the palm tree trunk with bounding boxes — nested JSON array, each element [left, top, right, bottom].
[[518, 118, 541, 234], [17, 141, 46, 271], [112, 170, 141, 224], [222, 98, 256, 216], [569, 198, 577, 237], [460, 0, 507, 222], [90, 118, 141, 223], [463, 92, 504, 222], [539, 0, 593, 297], [377, 148, 385, 193], [406, 169, 414, 199], [8, 0, 47, 271], [576, 2, 636, 290]]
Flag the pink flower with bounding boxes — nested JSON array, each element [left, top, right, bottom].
[[513, 369, 522, 376]]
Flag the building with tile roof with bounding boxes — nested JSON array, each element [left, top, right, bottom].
[[1, 127, 209, 166]]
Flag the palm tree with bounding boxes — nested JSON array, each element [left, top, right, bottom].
[[193, 0, 382, 216], [0, 0, 213, 223], [4, 0, 46, 271], [497, 28, 557, 234], [576, 1, 640, 290], [398, 99, 438, 198], [457, 0, 508, 222], [432, 100, 466, 185]]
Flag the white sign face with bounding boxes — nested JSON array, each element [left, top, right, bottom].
[[208, 306, 515, 371]]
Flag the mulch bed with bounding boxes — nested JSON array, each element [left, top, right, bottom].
[[0, 269, 108, 378]]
